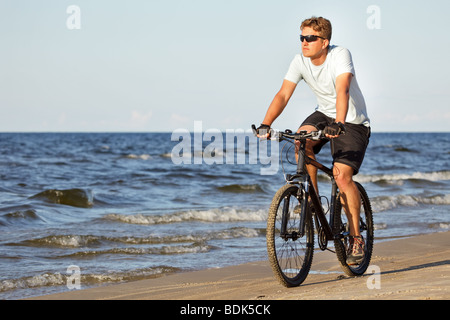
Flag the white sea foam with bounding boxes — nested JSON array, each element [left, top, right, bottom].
[[16, 227, 263, 251], [27, 235, 99, 247], [354, 170, 450, 184], [0, 273, 65, 292], [429, 222, 450, 230], [125, 154, 151, 160], [0, 266, 180, 293], [104, 208, 268, 225], [371, 194, 450, 212]]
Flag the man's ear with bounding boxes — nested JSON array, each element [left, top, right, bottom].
[[322, 39, 329, 49]]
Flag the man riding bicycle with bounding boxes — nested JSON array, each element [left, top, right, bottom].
[[255, 17, 371, 265]]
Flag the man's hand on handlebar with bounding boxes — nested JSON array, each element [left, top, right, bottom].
[[252, 124, 272, 139], [323, 122, 346, 139]]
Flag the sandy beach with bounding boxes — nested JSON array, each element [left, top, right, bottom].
[[28, 231, 449, 301]]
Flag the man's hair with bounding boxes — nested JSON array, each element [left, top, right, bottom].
[[300, 16, 332, 41]]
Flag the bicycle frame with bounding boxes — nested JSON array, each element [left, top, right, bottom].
[[284, 133, 338, 242]]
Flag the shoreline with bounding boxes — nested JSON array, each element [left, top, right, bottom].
[[27, 231, 450, 300]]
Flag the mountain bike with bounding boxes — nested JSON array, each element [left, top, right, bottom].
[[252, 125, 373, 287]]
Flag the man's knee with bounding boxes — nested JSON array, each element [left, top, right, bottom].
[[333, 163, 354, 187]]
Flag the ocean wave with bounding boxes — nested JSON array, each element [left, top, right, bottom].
[[13, 235, 101, 248], [30, 188, 93, 208], [1, 273, 66, 293], [428, 222, 450, 230], [1, 209, 42, 224], [393, 146, 419, 153], [216, 184, 265, 193], [8, 227, 263, 248], [56, 243, 212, 258], [159, 152, 172, 158], [354, 170, 450, 184], [374, 223, 387, 230], [123, 154, 152, 160], [371, 194, 450, 212], [0, 266, 180, 294], [103, 208, 267, 225]]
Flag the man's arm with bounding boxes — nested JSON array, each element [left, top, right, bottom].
[[262, 80, 297, 126], [323, 72, 352, 139], [335, 72, 352, 124]]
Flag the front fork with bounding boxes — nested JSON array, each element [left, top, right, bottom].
[[297, 176, 337, 241]]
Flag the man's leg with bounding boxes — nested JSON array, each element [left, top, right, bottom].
[[297, 125, 321, 192], [333, 162, 361, 236], [333, 162, 365, 265]]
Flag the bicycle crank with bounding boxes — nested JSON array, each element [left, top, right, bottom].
[[318, 226, 328, 251]]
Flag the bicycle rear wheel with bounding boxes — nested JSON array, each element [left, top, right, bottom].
[[266, 184, 314, 287], [333, 182, 374, 276]]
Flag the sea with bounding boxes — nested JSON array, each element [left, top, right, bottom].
[[0, 131, 449, 299]]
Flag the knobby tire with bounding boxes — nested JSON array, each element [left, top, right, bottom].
[[333, 182, 374, 276], [266, 184, 314, 287]]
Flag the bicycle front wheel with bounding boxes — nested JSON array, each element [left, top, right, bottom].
[[266, 184, 314, 287]]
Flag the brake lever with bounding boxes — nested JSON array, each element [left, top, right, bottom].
[[251, 124, 257, 136], [309, 130, 324, 141]]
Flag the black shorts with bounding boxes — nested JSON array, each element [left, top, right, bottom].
[[301, 111, 371, 175]]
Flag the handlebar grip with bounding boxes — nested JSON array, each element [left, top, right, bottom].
[[251, 124, 272, 137]]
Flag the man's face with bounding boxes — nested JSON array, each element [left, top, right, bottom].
[[301, 27, 327, 59]]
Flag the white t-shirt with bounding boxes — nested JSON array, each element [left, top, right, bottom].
[[284, 45, 370, 126]]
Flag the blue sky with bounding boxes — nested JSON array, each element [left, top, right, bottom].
[[1, 0, 449, 132]]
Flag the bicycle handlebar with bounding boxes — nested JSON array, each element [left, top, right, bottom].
[[276, 129, 325, 141], [251, 124, 325, 142]]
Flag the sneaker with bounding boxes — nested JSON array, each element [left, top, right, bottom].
[[346, 235, 365, 265]]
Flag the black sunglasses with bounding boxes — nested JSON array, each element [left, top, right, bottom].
[[300, 35, 326, 43]]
